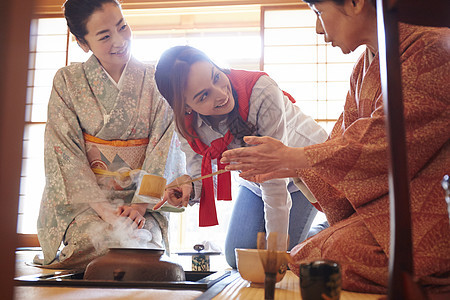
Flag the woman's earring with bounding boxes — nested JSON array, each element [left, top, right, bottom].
[[186, 109, 192, 115]]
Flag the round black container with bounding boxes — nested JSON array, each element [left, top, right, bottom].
[[299, 260, 341, 300]]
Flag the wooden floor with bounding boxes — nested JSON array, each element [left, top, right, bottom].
[[214, 271, 384, 300], [14, 250, 385, 300]]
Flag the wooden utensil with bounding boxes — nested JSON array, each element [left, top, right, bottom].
[[152, 169, 230, 210], [165, 169, 229, 189], [138, 174, 167, 199], [266, 232, 278, 272], [264, 232, 278, 300], [257, 232, 266, 250]]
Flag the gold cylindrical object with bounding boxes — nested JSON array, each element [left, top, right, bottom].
[[138, 174, 167, 199]]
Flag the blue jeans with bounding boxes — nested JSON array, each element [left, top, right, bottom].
[[224, 185, 319, 269]]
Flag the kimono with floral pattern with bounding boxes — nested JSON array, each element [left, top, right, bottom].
[[291, 24, 450, 294], [37, 55, 184, 265]]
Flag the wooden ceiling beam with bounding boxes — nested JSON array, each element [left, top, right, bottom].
[[34, 0, 301, 17]]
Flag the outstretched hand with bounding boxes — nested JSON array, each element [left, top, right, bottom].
[[221, 136, 303, 179]]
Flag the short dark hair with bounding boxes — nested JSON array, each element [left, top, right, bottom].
[[63, 0, 121, 44]]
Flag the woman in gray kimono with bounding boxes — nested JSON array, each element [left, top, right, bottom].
[[35, 0, 187, 268]]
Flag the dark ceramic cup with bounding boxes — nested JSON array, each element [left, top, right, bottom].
[[299, 260, 341, 300]]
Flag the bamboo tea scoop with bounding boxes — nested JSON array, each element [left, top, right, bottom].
[[150, 169, 230, 210]]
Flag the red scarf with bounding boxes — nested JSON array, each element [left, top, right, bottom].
[[185, 69, 295, 226]]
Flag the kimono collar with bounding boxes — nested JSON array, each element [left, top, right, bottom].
[[86, 55, 134, 90], [101, 60, 130, 89]]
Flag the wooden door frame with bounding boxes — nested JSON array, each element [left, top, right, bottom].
[[0, 0, 34, 298]]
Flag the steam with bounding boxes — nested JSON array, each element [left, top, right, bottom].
[[109, 217, 153, 248], [87, 198, 162, 254], [78, 168, 167, 255]]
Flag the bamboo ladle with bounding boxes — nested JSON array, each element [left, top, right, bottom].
[[138, 169, 230, 210]]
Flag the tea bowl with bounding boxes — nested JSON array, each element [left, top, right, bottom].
[[235, 248, 289, 284]]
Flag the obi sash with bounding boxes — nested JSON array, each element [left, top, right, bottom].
[[84, 133, 149, 191]]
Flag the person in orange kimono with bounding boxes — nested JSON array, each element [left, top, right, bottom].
[[221, 0, 450, 294]]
